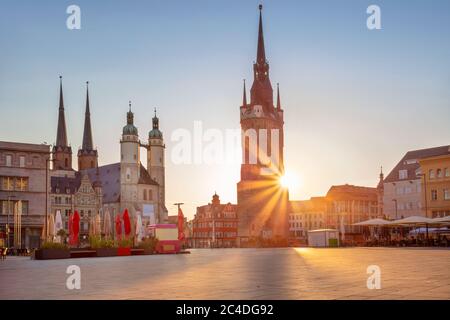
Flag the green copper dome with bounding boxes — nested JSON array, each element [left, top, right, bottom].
[[149, 128, 162, 139], [123, 103, 138, 136], [149, 109, 163, 139]]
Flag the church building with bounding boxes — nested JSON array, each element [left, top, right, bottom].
[[237, 5, 289, 245], [50, 77, 167, 237]]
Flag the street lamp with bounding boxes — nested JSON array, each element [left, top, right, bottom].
[[44, 147, 54, 242], [392, 199, 398, 219], [417, 173, 428, 217]]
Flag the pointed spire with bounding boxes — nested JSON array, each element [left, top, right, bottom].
[[127, 100, 134, 125], [276, 83, 281, 110], [152, 107, 159, 129], [56, 76, 68, 147], [242, 79, 247, 106], [257, 4, 266, 65], [82, 81, 94, 150]]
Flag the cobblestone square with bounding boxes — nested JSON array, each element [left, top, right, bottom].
[[1, 248, 449, 300]]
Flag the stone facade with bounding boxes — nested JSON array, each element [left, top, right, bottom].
[[419, 152, 450, 218], [0, 141, 50, 248], [289, 197, 326, 240], [192, 193, 238, 248], [383, 145, 450, 219], [237, 6, 289, 245]]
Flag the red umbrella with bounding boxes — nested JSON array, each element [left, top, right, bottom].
[[123, 209, 131, 237], [178, 206, 185, 240], [115, 213, 122, 241], [72, 210, 80, 246]]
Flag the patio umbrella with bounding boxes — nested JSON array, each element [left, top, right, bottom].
[[103, 209, 112, 239], [115, 212, 122, 241], [432, 216, 450, 224], [48, 213, 55, 242], [71, 210, 80, 246], [89, 216, 94, 236], [178, 206, 185, 240], [390, 216, 434, 243], [123, 209, 131, 237], [95, 213, 101, 236], [135, 213, 143, 243], [55, 210, 63, 242], [353, 218, 392, 226], [340, 216, 345, 242]]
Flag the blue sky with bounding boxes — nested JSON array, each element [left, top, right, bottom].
[[1, 0, 449, 217]]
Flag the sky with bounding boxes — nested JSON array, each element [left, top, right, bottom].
[[0, 0, 449, 218]]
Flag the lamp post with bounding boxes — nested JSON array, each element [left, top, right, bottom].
[[392, 199, 398, 219], [417, 172, 429, 245], [44, 153, 54, 242]]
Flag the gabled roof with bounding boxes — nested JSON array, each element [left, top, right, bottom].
[[326, 184, 377, 201], [384, 145, 450, 183], [84, 162, 159, 204], [51, 174, 81, 194]]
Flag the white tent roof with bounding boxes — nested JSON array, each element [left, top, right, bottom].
[[389, 216, 434, 225], [432, 216, 450, 223], [352, 218, 391, 226]]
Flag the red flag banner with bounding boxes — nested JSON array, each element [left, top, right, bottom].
[[71, 210, 80, 246], [178, 207, 185, 241], [123, 209, 131, 237]]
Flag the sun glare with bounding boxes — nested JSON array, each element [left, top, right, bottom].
[[279, 172, 300, 191]]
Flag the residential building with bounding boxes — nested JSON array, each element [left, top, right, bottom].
[[418, 152, 450, 217], [325, 184, 378, 234], [289, 197, 326, 240], [193, 193, 238, 248], [0, 141, 50, 248], [383, 145, 450, 218]]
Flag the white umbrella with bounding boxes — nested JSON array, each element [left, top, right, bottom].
[[390, 216, 434, 225], [340, 216, 345, 242], [89, 216, 95, 236], [432, 216, 450, 224], [353, 218, 392, 226], [55, 210, 63, 242], [95, 213, 101, 236], [135, 214, 143, 243], [48, 213, 55, 241], [103, 209, 111, 239]]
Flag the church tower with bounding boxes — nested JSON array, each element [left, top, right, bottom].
[[78, 81, 98, 171], [120, 102, 140, 212], [237, 5, 288, 244], [53, 76, 73, 171], [147, 109, 166, 211]]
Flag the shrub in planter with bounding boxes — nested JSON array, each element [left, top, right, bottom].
[[35, 241, 70, 260], [117, 238, 132, 256], [90, 236, 117, 257], [137, 237, 159, 255]]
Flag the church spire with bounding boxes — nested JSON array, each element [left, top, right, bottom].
[[257, 4, 266, 65], [250, 4, 273, 110], [242, 79, 247, 106], [56, 76, 68, 147], [276, 83, 281, 110], [82, 81, 94, 151]]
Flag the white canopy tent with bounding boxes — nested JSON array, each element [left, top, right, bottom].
[[389, 216, 434, 225], [352, 219, 392, 226]]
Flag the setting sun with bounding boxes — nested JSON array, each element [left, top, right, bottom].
[[279, 172, 300, 191]]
